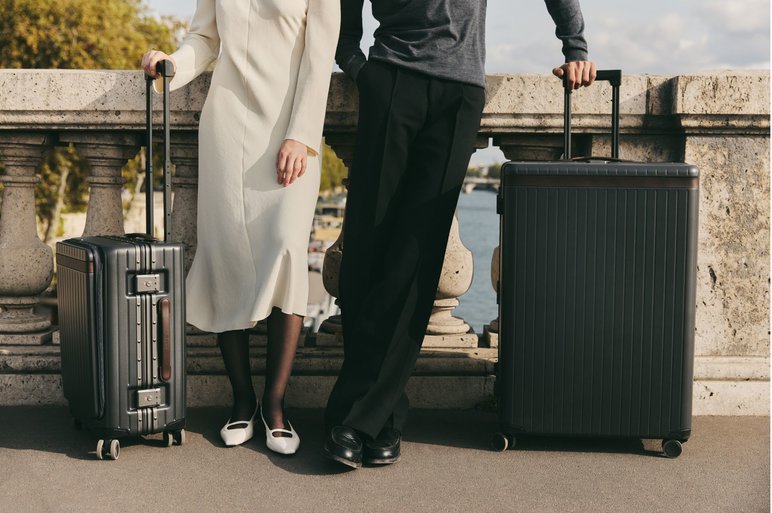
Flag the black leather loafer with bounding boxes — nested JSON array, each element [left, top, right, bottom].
[[321, 425, 363, 468], [363, 427, 401, 465]]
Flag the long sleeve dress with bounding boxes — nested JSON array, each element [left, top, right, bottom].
[[158, 0, 340, 333]]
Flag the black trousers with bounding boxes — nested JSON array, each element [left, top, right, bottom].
[[324, 60, 486, 439]]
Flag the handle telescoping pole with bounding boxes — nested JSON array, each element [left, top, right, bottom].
[[144, 60, 176, 242], [563, 69, 622, 160]]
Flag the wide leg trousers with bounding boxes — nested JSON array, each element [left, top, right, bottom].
[[324, 60, 486, 439]]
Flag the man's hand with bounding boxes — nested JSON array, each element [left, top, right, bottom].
[[552, 61, 597, 90], [276, 139, 308, 187]]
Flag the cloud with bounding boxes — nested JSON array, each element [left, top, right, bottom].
[[484, 2, 769, 75], [696, 0, 770, 34]]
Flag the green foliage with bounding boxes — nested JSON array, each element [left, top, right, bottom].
[[0, 0, 183, 239], [488, 162, 502, 179], [0, 0, 184, 68], [467, 166, 483, 178], [320, 142, 347, 193], [35, 145, 90, 240]]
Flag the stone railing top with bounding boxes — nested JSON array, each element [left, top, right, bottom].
[[672, 71, 770, 116], [0, 69, 768, 133]]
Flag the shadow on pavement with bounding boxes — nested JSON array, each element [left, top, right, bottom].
[[187, 407, 354, 476], [0, 406, 175, 461]]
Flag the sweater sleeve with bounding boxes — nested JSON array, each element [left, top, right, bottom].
[[334, 0, 366, 82], [284, 0, 341, 156], [154, 0, 220, 93], [544, 0, 589, 62]]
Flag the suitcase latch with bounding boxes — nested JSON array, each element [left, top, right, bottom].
[[136, 274, 160, 293], [137, 388, 161, 408]]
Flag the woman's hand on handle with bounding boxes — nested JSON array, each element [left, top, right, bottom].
[[277, 139, 308, 187], [141, 50, 177, 78], [552, 60, 596, 90]]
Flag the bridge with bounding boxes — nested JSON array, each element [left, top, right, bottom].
[[462, 176, 499, 193]]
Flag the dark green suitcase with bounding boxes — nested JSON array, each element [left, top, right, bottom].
[[494, 70, 699, 458]]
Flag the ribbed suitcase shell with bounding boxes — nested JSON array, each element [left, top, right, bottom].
[[497, 161, 698, 442], [56, 235, 186, 439]]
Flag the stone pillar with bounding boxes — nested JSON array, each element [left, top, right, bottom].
[[0, 133, 56, 343], [316, 137, 354, 346], [672, 75, 771, 360], [482, 137, 564, 348], [60, 133, 141, 236]]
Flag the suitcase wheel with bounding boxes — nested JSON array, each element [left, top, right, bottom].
[[163, 429, 186, 447], [95, 439, 104, 460], [662, 439, 683, 458], [491, 432, 516, 452], [95, 439, 120, 461]]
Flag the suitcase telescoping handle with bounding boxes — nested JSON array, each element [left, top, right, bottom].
[[563, 69, 622, 160], [145, 60, 176, 243]]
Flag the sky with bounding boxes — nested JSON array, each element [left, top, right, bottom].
[[146, 0, 770, 163]]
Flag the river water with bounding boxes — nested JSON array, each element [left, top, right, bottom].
[[454, 189, 499, 334]]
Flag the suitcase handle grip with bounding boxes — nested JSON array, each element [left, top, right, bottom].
[[563, 69, 622, 160], [159, 297, 172, 382], [124, 232, 159, 241], [145, 60, 176, 243]]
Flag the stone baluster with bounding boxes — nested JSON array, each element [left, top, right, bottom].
[[482, 136, 563, 348], [59, 132, 141, 236], [319, 136, 484, 348], [423, 137, 489, 347], [169, 132, 199, 275], [316, 136, 355, 346], [423, 212, 478, 347], [0, 133, 56, 343]]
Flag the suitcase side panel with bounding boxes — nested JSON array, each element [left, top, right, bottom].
[[498, 163, 697, 440], [56, 242, 104, 420]]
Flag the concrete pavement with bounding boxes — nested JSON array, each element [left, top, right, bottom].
[[0, 407, 768, 513]]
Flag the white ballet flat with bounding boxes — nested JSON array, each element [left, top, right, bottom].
[[260, 405, 300, 455], [220, 405, 258, 447]]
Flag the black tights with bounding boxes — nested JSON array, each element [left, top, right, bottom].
[[217, 307, 303, 433]]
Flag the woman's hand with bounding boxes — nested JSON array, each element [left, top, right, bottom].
[[277, 139, 308, 187], [141, 50, 176, 78]]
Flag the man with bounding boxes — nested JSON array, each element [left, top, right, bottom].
[[323, 0, 596, 468]]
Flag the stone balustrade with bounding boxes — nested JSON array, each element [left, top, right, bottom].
[[0, 70, 768, 414]]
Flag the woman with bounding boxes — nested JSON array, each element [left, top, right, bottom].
[[141, 0, 339, 455]]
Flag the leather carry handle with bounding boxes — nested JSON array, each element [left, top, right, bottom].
[[159, 297, 172, 382], [145, 60, 176, 243], [563, 69, 622, 160]]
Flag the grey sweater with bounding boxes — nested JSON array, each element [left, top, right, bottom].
[[336, 0, 589, 88]]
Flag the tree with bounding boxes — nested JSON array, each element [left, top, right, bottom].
[[320, 143, 348, 193], [488, 162, 503, 179], [0, 0, 184, 69], [0, 0, 184, 241]]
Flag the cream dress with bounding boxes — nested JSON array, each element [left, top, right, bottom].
[[158, 0, 340, 333]]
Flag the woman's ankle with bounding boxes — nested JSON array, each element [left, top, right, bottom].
[[230, 392, 257, 421]]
